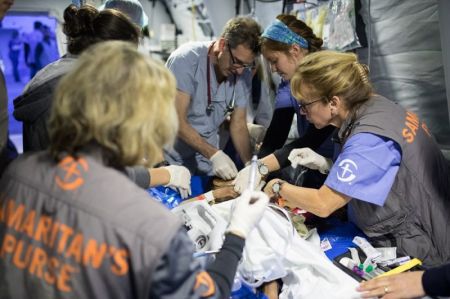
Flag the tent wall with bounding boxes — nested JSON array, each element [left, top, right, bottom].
[[357, 0, 449, 146], [438, 0, 450, 138]]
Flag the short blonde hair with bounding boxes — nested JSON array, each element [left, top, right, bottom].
[[49, 41, 178, 167], [291, 50, 372, 110]]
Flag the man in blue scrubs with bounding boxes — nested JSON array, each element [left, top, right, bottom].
[[165, 17, 261, 180]]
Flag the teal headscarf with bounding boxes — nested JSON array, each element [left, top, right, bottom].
[[262, 19, 308, 49]]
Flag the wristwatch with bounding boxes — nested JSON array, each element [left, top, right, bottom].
[[258, 161, 269, 176], [271, 180, 284, 198]]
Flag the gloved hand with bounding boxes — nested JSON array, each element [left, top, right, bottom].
[[164, 165, 192, 199], [227, 190, 269, 238], [210, 150, 238, 180], [233, 164, 262, 193], [288, 147, 333, 174]]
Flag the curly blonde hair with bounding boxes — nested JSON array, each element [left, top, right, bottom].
[[49, 41, 178, 167]]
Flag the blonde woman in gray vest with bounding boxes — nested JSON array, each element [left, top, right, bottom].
[[0, 41, 269, 298], [263, 50, 450, 269]]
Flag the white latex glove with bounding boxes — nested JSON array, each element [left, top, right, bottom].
[[288, 147, 333, 174], [227, 190, 269, 238], [164, 165, 192, 199], [233, 164, 262, 193], [210, 150, 238, 180]]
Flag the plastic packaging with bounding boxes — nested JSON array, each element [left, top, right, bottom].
[[323, 0, 361, 51], [171, 200, 227, 252], [353, 236, 382, 261], [147, 186, 183, 209], [147, 176, 213, 209]]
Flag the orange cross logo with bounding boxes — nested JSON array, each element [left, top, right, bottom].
[[193, 271, 215, 297], [55, 156, 89, 191]]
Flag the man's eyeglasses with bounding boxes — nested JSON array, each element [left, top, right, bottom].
[[299, 97, 324, 113], [227, 43, 255, 70]]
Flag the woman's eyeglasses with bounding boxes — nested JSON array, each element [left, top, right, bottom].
[[227, 43, 255, 70], [298, 97, 324, 113]]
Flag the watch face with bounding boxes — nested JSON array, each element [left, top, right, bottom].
[[272, 182, 280, 193], [258, 164, 269, 176]]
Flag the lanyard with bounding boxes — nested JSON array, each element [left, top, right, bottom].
[[207, 53, 213, 113], [206, 43, 236, 115]]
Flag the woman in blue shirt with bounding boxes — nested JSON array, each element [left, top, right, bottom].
[[264, 50, 450, 268]]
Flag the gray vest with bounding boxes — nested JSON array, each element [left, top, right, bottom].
[[339, 95, 450, 267], [0, 150, 181, 298]]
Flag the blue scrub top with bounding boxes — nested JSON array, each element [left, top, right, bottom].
[[325, 133, 402, 206], [165, 41, 251, 175]]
